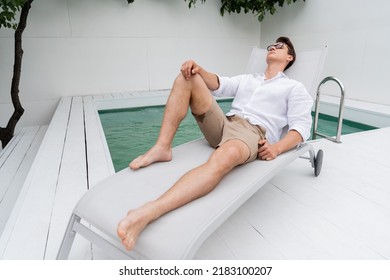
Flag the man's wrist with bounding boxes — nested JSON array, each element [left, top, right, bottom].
[[273, 143, 283, 156]]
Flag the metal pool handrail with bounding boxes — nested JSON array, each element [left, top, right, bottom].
[[312, 76, 346, 143]]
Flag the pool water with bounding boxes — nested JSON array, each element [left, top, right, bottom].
[[99, 100, 377, 172]]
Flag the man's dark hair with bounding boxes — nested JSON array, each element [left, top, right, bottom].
[[276, 36, 296, 71]]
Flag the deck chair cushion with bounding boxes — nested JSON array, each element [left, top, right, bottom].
[[73, 139, 316, 259]]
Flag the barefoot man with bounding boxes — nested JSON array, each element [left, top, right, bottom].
[[117, 37, 313, 251]]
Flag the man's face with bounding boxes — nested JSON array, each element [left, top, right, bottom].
[[266, 42, 293, 66]]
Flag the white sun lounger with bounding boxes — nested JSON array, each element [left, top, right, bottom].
[[57, 46, 327, 259]]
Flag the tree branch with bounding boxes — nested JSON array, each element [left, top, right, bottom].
[[0, 0, 33, 148]]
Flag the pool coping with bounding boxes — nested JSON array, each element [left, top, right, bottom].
[[95, 90, 390, 128]]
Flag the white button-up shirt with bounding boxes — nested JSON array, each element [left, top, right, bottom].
[[213, 72, 313, 144]]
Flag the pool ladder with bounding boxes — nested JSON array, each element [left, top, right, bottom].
[[312, 76, 346, 143]]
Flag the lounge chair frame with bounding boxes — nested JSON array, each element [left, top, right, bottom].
[[57, 140, 322, 260]]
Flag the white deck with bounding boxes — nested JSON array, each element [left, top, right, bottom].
[[196, 128, 390, 259], [0, 91, 389, 259]]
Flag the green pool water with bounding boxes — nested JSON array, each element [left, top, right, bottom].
[[99, 100, 377, 172]]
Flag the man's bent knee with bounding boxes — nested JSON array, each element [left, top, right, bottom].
[[209, 141, 250, 171], [188, 75, 213, 115], [172, 73, 212, 116]]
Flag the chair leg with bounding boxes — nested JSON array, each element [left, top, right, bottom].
[[298, 143, 324, 177], [56, 214, 80, 260], [314, 149, 324, 177], [306, 144, 324, 177]]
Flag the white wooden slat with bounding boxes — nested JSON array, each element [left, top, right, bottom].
[[83, 96, 115, 187], [128, 91, 142, 97], [120, 92, 134, 98], [270, 134, 390, 259], [0, 126, 47, 235], [235, 184, 333, 260], [320, 132, 390, 219], [0, 127, 26, 161], [0, 128, 29, 198], [0, 128, 26, 168], [92, 94, 105, 100], [0, 127, 39, 198], [111, 92, 124, 99], [1, 97, 72, 259], [101, 94, 114, 99], [0, 126, 47, 255], [254, 182, 380, 259], [314, 140, 390, 257], [210, 211, 285, 259], [44, 96, 90, 259], [273, 171, 390, 259], [194, 232, 236, 260], [316, 156, 390, 211], [83, 96, 115, 260]]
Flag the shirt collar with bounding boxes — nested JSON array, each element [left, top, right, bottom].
[[260, 71, 288, 80]]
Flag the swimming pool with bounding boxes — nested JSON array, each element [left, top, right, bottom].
[[99, 100, 377, 172]]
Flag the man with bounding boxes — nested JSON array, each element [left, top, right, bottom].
[[117, 37, 313, 251]]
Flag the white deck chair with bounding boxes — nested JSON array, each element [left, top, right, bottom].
[[57, 46, 327, 260]]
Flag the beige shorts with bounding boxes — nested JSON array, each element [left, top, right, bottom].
[[193, 99, 266, 163]]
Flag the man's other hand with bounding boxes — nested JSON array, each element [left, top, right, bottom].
[[257, 139, 280, 161]]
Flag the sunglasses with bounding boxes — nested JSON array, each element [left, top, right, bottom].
[[266, 42, 289, 52]]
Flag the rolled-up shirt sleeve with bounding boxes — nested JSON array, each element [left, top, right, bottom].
[[212, 75, 245, 98], [287, 83, 314, 141]]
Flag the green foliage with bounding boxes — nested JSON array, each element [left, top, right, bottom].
[[186, 0, 206, 8], [126, 1, 304, 22], [0, 0, 27, 29], [186, 0, 305, 22]]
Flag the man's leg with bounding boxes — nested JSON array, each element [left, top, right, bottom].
[[118, 139, 251, 251], [129, 73, 213, 170]]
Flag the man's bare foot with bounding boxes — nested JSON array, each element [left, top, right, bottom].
[[117, 205, 156, 251], [129, 145, 172, 170]]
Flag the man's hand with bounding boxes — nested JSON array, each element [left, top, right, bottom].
[[180, 60, 202, 80], [180, 59, 220, 90], [257, 139, 280, 161]]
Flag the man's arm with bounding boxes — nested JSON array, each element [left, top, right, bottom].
[[180, 60, 220, 90], [258, 130, 303, 161]]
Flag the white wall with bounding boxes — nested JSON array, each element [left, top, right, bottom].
[[6, 0, 386, 131], [0, 0, 260, 129], [260, 0, 390, 106]]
